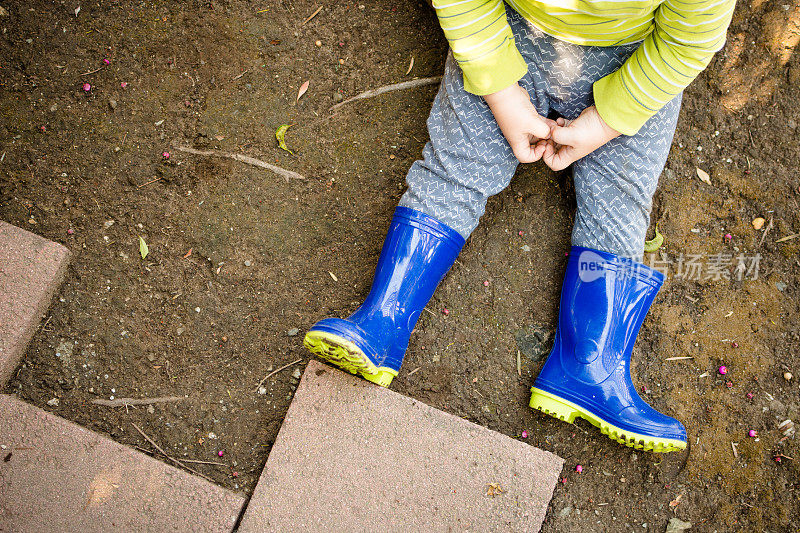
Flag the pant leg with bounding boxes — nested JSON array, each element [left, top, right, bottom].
[[570, 95, 681, 261], [399, 10, 553, 239], [399, 52, 528, 239]]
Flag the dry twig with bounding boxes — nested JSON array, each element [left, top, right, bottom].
[[758, 215, 773, 247], [80, 66, 105, 76], [137, 177, 162, 188], [302, 5, 323, 25], [92, 396, 185, 407], [254, 358, 303, 391], [131, 423, 213, 481], [231, 68, 251, 81], [330, 77, 442, 111], [176, 146, 307, 182]]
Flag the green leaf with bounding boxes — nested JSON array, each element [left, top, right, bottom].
[[275, 124, 294, 155], [139, 236, 149, 259], [644, 226, 664, 253]]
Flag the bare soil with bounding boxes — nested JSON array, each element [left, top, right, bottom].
[[1, 0, 798, 530]]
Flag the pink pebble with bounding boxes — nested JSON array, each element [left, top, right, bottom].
[[217, 450, 224, 457], [718, 365, 728, 375], [483, 280, 489, 287], [162, 151, 170, 159], [575, 464, 583, 473], [732, 341, 739, 348], [120, 81, 128, 88], [724, 233, 733, 242], [67, 228, 75, 235], [103, 58, 110, 65], [442, 308, 449, 316], [232, 471, 239, 477], [748, 429, 757, 438], [518, 230, 524, 236], [746, 391, 754, 399], [82, 83, 91, 92], [521, 430, 528, 438]]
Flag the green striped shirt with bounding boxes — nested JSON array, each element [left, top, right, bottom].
[[433, 0, 736, 135]]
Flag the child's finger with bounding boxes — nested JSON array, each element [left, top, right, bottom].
[[544, 144, 575, 171], [551, 125, 578, 147], [530, 115, 552, 140], [532, 139, 549, 160], [511, 139, 540, 164]]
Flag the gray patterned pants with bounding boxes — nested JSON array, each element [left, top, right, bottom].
[[399, 8, 681, 260]]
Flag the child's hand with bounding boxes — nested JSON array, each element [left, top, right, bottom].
[[540, 105, 621, 171], [484, 83, 554, 163]]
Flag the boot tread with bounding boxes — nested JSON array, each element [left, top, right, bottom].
[[530, 387, 686, 453]]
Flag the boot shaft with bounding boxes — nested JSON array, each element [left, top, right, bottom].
[[346, 207, 464, 369], [561, 247, 664, 379]]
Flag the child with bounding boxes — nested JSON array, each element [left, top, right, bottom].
[[305, 0, 735, 452]]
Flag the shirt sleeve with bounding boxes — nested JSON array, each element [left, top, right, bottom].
[[593, 0, 736, 136], [432, 0, 528, 95]]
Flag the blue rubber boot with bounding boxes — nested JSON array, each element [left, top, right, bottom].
[[529, 246, 687, 452], [304, 207, 465, 387]]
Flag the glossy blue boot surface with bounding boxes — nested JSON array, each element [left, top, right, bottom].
[[530, 246, 687, 452], [304, 207, 464, 387]]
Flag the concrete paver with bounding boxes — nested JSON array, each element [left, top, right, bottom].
[[238, 360, 564, 532], [0, 221, 71, 385], [0, 394, 245, 532]]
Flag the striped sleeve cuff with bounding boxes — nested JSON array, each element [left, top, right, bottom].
[[593, 69, 658, 136], [459, 37, 528, 95]]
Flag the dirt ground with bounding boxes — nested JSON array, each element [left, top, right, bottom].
[[1, 0, 798, 530]]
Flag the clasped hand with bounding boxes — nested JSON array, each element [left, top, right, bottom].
[[484, 83, 621, 171]]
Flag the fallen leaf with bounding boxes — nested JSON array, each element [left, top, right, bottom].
[[405, 56, 414, 76], [270, 39, 281, 45], [486, 483, 504, 497], [138, 236, 149, 259], [669, 494, 683, 510], [328, 271, 338, 282], [751, 217, 765, 230], [644, 226, 664, 253], [696, 167, 711, 184], [74, 5, 81, 16], [183, 248, 192, 258], [275, 124, 294, 155], [297, 80, 310, 102]]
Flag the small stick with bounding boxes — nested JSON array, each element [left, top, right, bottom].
[[731, 441, 738, 458], [91, 396, 185, 407], [758, 215, 773, 247], [254, 358, 303, 391], [231, 68, 251, 81], [80, 66, 105, 76], [176, 146, 307, 182], [302, 5, 323, 25], [131, 423, 213, 481], [180, 458, 229, 467], [137, 177, 162, 188], [664, 356, 693, 361], [776, 233, 799, 243], [407, 366, 421, 377], [516, 350, 522, 377], [330, 77, 442, 111]]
